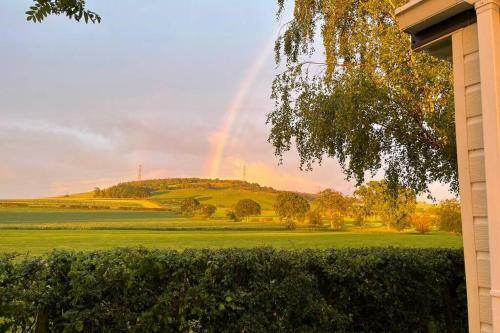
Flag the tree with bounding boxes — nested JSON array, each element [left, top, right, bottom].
[[275, 192, 310, 229], [315, 189, 350, 230], [180, 198, 200, 215], [349, 203, 368, 228], [354, 181, 416, 230], [199, 204, 217, 219], [234, 199, 261, 221], [306, 209, 322, 226], [269, 0, 457, 195], [26, 0, 101, 23], [93, 187, 101, 198], [437, 199, 462, 234]]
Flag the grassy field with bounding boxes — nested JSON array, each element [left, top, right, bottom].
[[0, 207, 463, 256], [1, 230, 462, 256], [0, 207, 285, 230], [0, 180, 462, 256], [150, 188, 278, 211]]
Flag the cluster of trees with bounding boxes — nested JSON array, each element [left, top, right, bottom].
[[271, 181, 462, 234], [93, 184, 152, 199], [272, 181, 417, 231], [270, 182, 415, 231], [179, 198, 217, 219], [120, 178, 276, 193]]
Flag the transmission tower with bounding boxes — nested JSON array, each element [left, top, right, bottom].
[[243, 165, 247, 182], [138, 165, 142, 181]]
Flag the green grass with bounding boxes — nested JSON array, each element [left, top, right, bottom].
[[0, 230, 462, 256], [0, 183, 462, 256], [0, 207, 283, 230], [150, 188, 278, 210], [0, 197, 164, 209]]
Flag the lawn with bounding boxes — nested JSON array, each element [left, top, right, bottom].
[[1, 230, 462, 256], [0, 205, 463, 256]]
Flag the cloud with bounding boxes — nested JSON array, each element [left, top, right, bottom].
[[0, 119, 113, 150]]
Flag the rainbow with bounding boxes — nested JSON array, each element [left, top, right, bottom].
[[206, 31, 278, 179]]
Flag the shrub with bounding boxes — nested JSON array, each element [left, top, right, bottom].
[[411, 213, 433, 234], [226, 211, 239, 222], [0, 248, 467, 333]]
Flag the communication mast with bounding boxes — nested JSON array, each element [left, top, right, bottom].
[[243, 165, 247, 182], [138, 165, 142, 181]]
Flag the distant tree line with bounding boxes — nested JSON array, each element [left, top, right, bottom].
[[117, 178, 277, 193], [93, 184, 152, 199], [269, 180, 461, 234]]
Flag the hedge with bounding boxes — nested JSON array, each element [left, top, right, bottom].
[[0, 248, 467, 332]]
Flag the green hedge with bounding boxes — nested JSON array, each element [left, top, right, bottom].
[[0, 248, 467, 332]]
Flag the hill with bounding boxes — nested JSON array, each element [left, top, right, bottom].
[[96, 178, 280, 212], [0, 178, 283, 212]]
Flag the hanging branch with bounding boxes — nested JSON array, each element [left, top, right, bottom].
[[26, 0, 101, 23]]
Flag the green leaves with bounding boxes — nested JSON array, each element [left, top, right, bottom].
[[234, 199, 261, 220], [354, 180, 416, 230], [274, 192, 310, 225], [271, 0, 457, 195], [0, 248, 467, 332], [26, 0, 101, 24]]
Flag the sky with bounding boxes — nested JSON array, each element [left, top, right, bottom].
[[0, 0, 453, 200]]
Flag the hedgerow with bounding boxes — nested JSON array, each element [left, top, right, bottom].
[[0, 248, 467, 332]]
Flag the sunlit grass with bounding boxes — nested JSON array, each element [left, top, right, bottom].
[[1, 229, 462, 256]]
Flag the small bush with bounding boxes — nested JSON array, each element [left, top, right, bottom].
[[226, 211, 240, 222], [411, 213, 433, 234], [0, 248, 467, 332]]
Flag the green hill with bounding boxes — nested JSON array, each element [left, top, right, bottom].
[[103, 178, 280, 212], [0, 178, 282, 212]]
